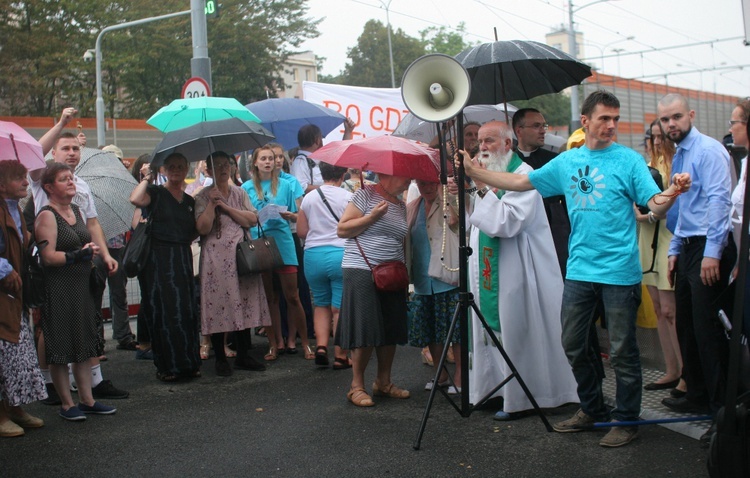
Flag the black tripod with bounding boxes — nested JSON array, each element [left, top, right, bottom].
[[413, 117, 552, 450]]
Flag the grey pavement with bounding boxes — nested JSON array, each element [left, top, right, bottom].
[[2, 319, 709, 477]]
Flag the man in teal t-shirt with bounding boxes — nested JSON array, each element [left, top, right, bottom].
[[457, 90, 691, 448]]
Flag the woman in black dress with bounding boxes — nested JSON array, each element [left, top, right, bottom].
[[130, 153, 200, 382], [35, 163, 115, 420]]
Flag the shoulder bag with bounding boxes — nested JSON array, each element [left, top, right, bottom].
[[236, 223, 284, 275], [23, 239, 48, 309], [354, 238, 409, 292], [122, 193, 160, 278]]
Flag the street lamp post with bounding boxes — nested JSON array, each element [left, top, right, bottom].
[[378, 0, 396, 88], [91, 10, 191, 147], [601, 36, 634, 71], [612, 48, 625, 77], [567, 0, 619, 129]]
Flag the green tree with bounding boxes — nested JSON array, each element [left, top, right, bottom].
[[0, 0, 102, 116], [513, 93, 572, 127], [0, 0, 321, 118], [341, 20, 425, 88], [420, 22, 477, 57]]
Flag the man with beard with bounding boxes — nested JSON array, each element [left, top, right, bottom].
[[457, 91, 691, 447], [512, 108, 570, 275], [464, 120, 578, 422], [658, 94, 735, 443]]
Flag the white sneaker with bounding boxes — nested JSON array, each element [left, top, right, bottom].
[[424, 380, 434, 391], [446, 385, 461, 395]]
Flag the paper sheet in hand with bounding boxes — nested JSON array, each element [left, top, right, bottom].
[[258, 204, 288, 224]]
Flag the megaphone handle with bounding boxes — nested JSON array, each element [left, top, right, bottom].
[[437, 122, 448, 185]]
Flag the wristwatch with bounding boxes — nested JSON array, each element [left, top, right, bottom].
[[476, 186, 491, 199]]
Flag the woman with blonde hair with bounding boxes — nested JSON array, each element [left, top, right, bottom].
[[634, 118, 683, 394], [241, 146, 313, 361]]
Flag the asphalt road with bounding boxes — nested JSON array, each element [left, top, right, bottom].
[[1, 324, 709, 478]]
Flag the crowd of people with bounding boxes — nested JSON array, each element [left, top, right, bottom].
[[0, 90, 746, 454]]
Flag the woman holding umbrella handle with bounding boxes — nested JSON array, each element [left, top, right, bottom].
[[130, 153, 201, 382], [336, 174, 412, 407]]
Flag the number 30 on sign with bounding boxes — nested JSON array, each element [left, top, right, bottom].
[[181, 77, 211, 99]]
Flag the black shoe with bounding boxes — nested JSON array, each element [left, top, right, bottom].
[[215, 360, 233, 376], [116, 338, 139, 351], [92, 380, 129, 400], [41, 383, 61, 406], [644, 378, 680, 391], [661, 396, 709, 414], [234, 356, 266, 372], [670, 388, 687, 398]]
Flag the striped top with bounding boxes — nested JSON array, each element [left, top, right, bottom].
[[342, 185, 407, 270]]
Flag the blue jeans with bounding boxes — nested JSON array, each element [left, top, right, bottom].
[[561, 280, 642, 422]]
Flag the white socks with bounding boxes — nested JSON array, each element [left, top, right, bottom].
[[91, 364, 103, 388]]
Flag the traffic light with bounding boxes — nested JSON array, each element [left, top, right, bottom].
[[205, 0, 219, 18]]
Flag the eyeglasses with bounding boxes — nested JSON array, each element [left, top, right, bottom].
[[520, 123, 549, 131], [729, 120, 747, 127]]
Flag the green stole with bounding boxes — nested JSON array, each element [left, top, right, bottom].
[[478, 153, 523, 333]]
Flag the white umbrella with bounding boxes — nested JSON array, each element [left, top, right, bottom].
[[392, 103, 518, 143]]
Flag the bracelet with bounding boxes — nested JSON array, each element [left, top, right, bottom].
[[647, 211, 655, 224], [465, 187, 477, 194], [477, 186, 491, 199]]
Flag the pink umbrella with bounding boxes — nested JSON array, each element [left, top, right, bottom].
[[0, 121, 46, 170], [309, 135, 440, 182]]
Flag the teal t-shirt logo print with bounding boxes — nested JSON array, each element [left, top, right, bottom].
[[570, 165, 606, 207]]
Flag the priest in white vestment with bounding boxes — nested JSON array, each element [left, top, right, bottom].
[[466, 121, 578, 419]]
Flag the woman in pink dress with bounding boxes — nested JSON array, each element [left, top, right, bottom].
[[195, 152, 271, 377]]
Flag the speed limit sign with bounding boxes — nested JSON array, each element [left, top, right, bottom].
[[181, 77, 211, 99]]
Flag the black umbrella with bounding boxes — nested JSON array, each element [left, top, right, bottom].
[[455, 40, 592, 106], [151, 117, 275, 166]]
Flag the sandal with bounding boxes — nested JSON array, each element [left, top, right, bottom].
[[347, 387, 374, 407], [199, 344, 210, 360], [224, 347, 237, 359], [264, 346, 278, 362], [304, 345, 315, 360], [314, 346, 329, 366], [333, 357, 352, 370], [372, 381, 410, 399], [156, 372, 178, 383]]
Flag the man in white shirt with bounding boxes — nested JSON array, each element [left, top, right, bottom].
[[290, 118, 355, 194]]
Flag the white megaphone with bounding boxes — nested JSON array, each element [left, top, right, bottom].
[[401, 54, 471, 123]]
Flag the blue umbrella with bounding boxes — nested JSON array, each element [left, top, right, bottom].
[[245, 98, 346, 150]]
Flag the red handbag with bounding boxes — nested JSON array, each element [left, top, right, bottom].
[[355, 238, 409, 292]]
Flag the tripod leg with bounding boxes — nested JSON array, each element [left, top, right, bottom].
[[468, 301, 553, 432], [413, 302, 464, 449]]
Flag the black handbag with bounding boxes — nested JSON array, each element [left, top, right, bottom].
[[236, 224, 283, 275], [22, 240, 47, 309], [122, 220, 151, 278], [122, 195, 159, 278], [90, 263, 107, 298]]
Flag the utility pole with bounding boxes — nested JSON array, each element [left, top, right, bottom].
[[190, 0, 212, 90]]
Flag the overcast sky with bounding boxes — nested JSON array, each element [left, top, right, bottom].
[[299, 0, 750, 98]]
